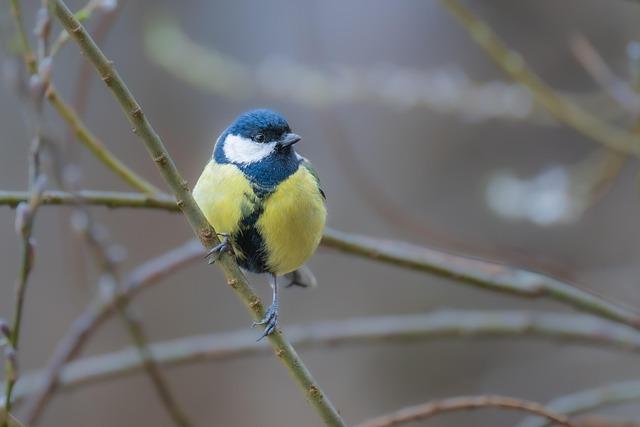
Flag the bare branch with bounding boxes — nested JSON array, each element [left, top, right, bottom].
[[0, 409, 25, 427], [321, 229, 640, 329], [0, 190, 176, 210], [7, 310, 640, 405], [7, 0, 159, 194], [61, 210, 191, 427], [20, 239, 202, 423], [439, 0, 640, 157], [516, 381, 640, 427], [50, 2, 347, 425], [2, 190, 639, 332], [354, 395, 573, 427]]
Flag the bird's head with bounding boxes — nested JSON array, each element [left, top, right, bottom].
[[216, 109, 301, 165]]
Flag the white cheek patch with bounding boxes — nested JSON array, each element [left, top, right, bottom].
[[223, 134, 277, 164]]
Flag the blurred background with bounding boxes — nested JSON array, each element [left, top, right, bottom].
[[2, 0, 640, 426]]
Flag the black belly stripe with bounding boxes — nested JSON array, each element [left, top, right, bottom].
[[233, 185, 272, 274]]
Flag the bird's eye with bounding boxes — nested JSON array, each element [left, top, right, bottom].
[[253, 133, 265, 143]]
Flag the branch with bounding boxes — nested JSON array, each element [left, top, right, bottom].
[[143, 18, 628, 126], [0, 190, 176, 210], [3, 179, 45, 417], [570, 35, 640, 115], [516, 381, 640, 427], [2, 190, 639, 332], [3, 5, 51, 417], [7, 0, 159, 194], [0, 409, 24, 427], [50, 2, 347, 426], [8, 0, 37, 74], [62, 211, 191, 427], [321, 229, 640, 330], [44, 86, 160, 194], [20, 239, 202, 423], [354, 396, 573, 427], [7, 310, 640, 405], [438, 0, 640, 157], [49, 0, 118, 57]]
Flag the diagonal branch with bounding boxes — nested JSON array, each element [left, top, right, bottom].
[[7, 0, 159, 194], [64, 211, 191, 427], [49, 3, 347, 425], [439, 0, 640, 157], [20, 239, 202, 423], [44, 86, 160, 194]]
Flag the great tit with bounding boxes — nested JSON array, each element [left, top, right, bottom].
[[193, 109, 327, 338]]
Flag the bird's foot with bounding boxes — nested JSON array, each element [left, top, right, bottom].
[[252, 301, 279, 340], [204, 233, 232, 265]]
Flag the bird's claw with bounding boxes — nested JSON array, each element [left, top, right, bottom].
[[253, 302, 279, 340], [204, 233, 231, 265]]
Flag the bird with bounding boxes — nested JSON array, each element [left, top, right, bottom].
[[193, 109, 326, 339]]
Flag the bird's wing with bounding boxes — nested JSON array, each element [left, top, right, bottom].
[[298, 155, 326, 200]]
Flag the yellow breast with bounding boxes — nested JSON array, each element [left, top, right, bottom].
[[193, 161, 256, 236], [193, 160, 326, 276], [258, 166, 326, 275]]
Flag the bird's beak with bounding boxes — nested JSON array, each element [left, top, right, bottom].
[[279, 133, 301, 148]]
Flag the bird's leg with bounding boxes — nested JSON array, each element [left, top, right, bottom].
[[253, 273, 279, 340], [204, 233, 232, 265]]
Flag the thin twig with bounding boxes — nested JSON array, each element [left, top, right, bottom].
[[5, 310, 640, 405], [516, 381, 640, 427], [49, 0, 117, 57], [2, 190, 639, 332], [7, 0, 158, 195], [2, 178, 45, 422], [321, 229, 640, 329], [438, 0, 640, 157], [3, 7, 52, 419], [570, 34, 640, 115], [8, 0, 37, 74], [20, 239, 202, 423], [354, 395, 573, 427], [44, 86, 161, 194], [50, 2, 347, 426], [0, 190, 176, 210], [0, 409, 24, 427], [68, 210, 191, 427]]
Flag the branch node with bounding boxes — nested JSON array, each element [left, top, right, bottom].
[[153, 153, 167, 166], [308, 385, 322, 400], [248, 297, 261, 311], [130, 106, 143, 119]]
